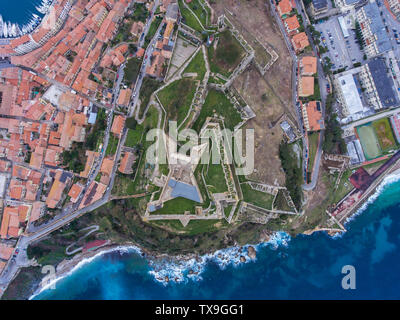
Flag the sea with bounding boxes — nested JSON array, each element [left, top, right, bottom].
[[0, 0, 44, 26], [32, 172, 400, 300], [7, 3, 400, 301]]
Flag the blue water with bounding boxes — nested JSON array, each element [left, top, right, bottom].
[[34, 175, 400, 300], [0, 0, 43, 25]]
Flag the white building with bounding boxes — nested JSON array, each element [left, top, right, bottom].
[[336, 73, 365, 116]]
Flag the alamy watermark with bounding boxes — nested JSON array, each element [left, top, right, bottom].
[[341, 265, 356, 290], [145, 121, 255, 175], [41, 265, 56, 290]]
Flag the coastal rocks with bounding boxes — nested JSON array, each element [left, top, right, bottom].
[[260, 230, 271, 243], [239, 256, 246, 263], [247, 246, 256, 259]]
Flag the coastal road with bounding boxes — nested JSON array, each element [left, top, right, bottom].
[[294, 0, 328, 191], [0, 1, 165, 295], [129, 0, 161, 119], [0, 49, 126, 295], [267, 1, 310, 187]]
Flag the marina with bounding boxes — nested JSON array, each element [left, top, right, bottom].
[[0, 0, 52, 39]]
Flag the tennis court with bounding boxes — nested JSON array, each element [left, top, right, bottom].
[[356, 124, 382, 160]]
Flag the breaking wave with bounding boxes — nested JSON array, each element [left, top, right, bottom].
[[147, 231, 291, 285]]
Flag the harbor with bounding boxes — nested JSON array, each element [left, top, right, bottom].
[[0, 0, 53, 39]]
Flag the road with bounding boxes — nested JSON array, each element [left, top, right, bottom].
[[0, 60, 124, 291], [129, 0, 161, 119], [268, 0, 325, 190], [342, 107, 400, 130], [0, 0, 164, 295], [294, 0, 328, 191]]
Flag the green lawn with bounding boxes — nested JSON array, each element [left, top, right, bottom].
[[207, 30, 244, 77], [273, 190, 292, 212], [186, 0, 208, 27], [144, 16, 163, 48], [192, 89, 242, 132], [152, 197, 199, 214], [178, 0, 204, 32], [152, 219, 228, 236], [208, 75, 226, 85], [157, 78, 197, 126], [307, 132, 319, 173], [106, 134, 119, 156], [123, 58, 142, 86], [112, 106, 160, 196], [194, 164, 211, 208], [184, 50, 206, 80], [125, 125, 144, 148], [204, 161, 228, 193], [132, 3, 150, 23], [138, 77, 162, 118], [224, 205, 233, 219], [332, 169, 353, 205], [372, 118, 397, 152], [241, 183, 274, 210]]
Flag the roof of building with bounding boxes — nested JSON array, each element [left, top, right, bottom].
[[301, 56, 317, 75], [292, 32, 310, 51], [0, 206, 28, 239], [168, 179, 201, 203], [360, 2, 391, 54], [79, 181, 107, 208], [29, 201, 44, 223], [285, 15, 300, 31], [117, 89, 132, 106], [304, 101, 324, 131], [68, 183, 84, 202], [118, 151, 136, 174], [80, 150, 99, 178], [100, 157, 114, 176], [164, 21, 174, 39], [299, 76, 314, 97], [46, 170, 69, 208], [136, 47, 145, 58], [111, 115, 125, 136], [368, 57, 398, 108], [349, 167, 371, 190], [0, 243, 14, 261], [337, 73, 364, 114], [312, 0, 328, 10], [278, 0, 293, 16]]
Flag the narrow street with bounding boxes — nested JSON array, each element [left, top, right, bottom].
[[0, 0, 163, 294]]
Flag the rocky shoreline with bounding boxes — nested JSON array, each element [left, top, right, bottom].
[[28, 232, 280, 299], [25, 168, 400, 299]]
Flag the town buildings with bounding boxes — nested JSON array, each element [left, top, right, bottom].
[[299, 76, 315, 97], [302, 101, 324, 131], [277, 0, 293, 17], [356, 0, 391, 58], [386, 0, 400, 19], [291, 32, 310, 53], [310, 0, 329, 16], [359, 57, 399, 110]]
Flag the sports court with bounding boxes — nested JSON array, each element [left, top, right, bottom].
[[356, 124, 382, 160], [371, 118, 397, 152]]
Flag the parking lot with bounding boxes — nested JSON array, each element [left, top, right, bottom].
[[315, 15, 364, 71], [378, 0, 400, 56]]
